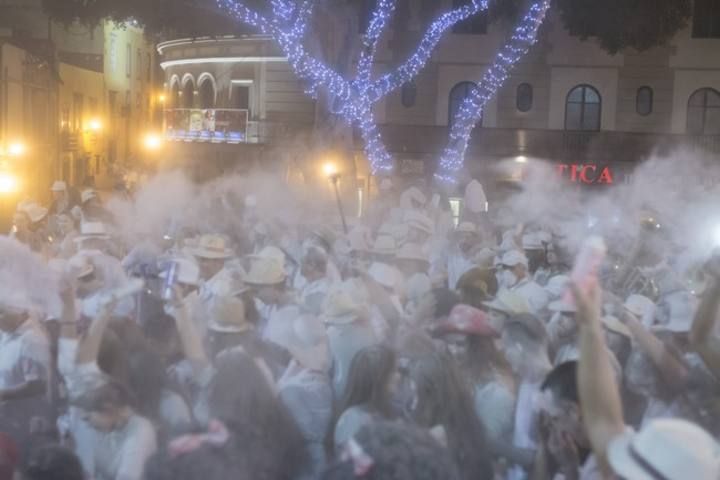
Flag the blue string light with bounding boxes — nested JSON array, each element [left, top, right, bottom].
[[435, 0, 550, 184]]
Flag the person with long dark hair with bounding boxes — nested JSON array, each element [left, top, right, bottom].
[[408, 352, 494, 480], [328, 345, 397, 453]]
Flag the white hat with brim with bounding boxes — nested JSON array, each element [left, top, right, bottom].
[[51, 181, 67, 192], [500, 250, 529, 268], [243, 257, 286, 286], [73, 222, 111, 243], [322, 287, 363, 325], [18, 203, 49, 224], [286, 315, 329, 372], [187, 234, 234, 260], [603, 315, 632, 338], [248, 246, 286, 265], [207, 295, 251, 334], [482, 289, 531, 315], [81, 189, 97, 204], [548, 300, 577, 313], [608, 420, 720, 480]]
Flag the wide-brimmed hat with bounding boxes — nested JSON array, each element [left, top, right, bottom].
[[602, 315, 632, 338], [18, 202, 48, 224], [187, 234, 234, 259], [396, 243, 429, 263], [404, 211, 434, 235], [455, 222, 477, 234], [249, 246, 286, 265], [286, 314, 329, 372], [482, 289, 531, 315], [500, 250, 528, 268], [372, 235, 397, 256], [51, 180, 67, 192], [244, 256, 286, 286], [73, 221, 111, 243], [322, 286, 363, 325], [207, 294, 251, 334], [608, 419, 720, 480], [437, 304, 498, 337], [80, 189, 97, 204]]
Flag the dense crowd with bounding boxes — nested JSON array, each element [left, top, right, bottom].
[[1, 176, 719, 480]]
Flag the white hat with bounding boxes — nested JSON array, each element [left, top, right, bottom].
[[602, 315, 632, 338], [187, 234, 234, 259], [159, 257, 200, 286], [286, 314, 329, 372], [251, 246, 286, 265], [522, 232, 544, 250], [545, 275, 570, 299], [80, 189, 97, 204], [608, 419, 720, 480], [372, 235, 397, 256], [396, 243, 429, 263], [368, 262, 401, 290], [400, 186, 427, 209], [653, 292, 695, 333], [500, 250, 529, 268], [464, 180, 487, 214], [18, 202, 48, 223], [455, 222, 477, 234], [404, 211, 434, 235], [624, 294, 655, 319], [207, 294, 251, 334], [322, 285, 363, 325], [244, 257, 286, 286], [51, 180, 67, 192], [74, 221, 111, 243], [482, 289, 531, 315]]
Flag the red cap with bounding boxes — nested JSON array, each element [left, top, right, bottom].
[[438, 304, 499, 337]]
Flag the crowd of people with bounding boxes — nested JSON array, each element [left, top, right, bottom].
[[1, 175, 719, 480]]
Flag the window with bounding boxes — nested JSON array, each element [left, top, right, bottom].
[[231, 85, 250, 111], [687, 88, 720, 135], [136, 48, 142, 80], [182, 80, 195, 109], [448, 81, 478, 127], [636, 86, 653, 116], [170, 83, 180, 108], [565, 85, 601, 131], [693, 0, 720, 38], [401, 82, 417, 108], [516, 83, 533, 112], [126, 43, 131, 78], [199, 78, 215, 109], [452, 0, 488, 34]]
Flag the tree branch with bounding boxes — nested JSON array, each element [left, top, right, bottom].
[[357, 0, 398, 85]]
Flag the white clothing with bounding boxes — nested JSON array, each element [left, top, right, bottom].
[[508, 380, 543, 480], [474, 380, 516, 445], [447, 252, 476, 290], [0, 317, 50, 389], [327, 321, 377, 396], [262, 304, 301, 350], [300, 277, 330, 315], [159, 389, 192, 432], [334, 405, 374, 449]]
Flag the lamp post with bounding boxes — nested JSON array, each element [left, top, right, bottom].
[[323, 162, 348, 234]]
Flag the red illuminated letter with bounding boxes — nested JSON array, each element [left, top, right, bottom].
[[570, 164, 580, 182], [580, 165, 597, 184], [598, 167, 613, 184]]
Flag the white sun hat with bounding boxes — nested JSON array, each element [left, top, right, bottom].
[[500, 250, 529, 268], [243, 256, 286, 286], [73, 221, 111, 243], [250, 246, 286, 265], [608, 419, 720, 480], [187, 234, 234, 260], [396, 242, 429, 263], [482, 289, 531, 315], [322, 285, 364, 325], [207, 294, 251, 334], [404, 211, 435, 235], [80, 189, 97, 204], [51, 180, 67, 192]]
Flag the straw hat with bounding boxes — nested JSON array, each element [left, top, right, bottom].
[[187, 234, 234, 259], [243, 257, 286, 286], [18, 202, 48, 223], [73, 222, 111, 243], [286, 314, 329, 372], [322, 286, 363, 325], [396, 243, 428, 263], [500, 250, 529, 268], [437, 304, 498, 337], [482, 289, 531, 315], [608, 419, 720, 480], [80, 189, 97, 204], [207, 294, 251, 334], [51, 180, 67, 192], [372, 235, 397, 256]]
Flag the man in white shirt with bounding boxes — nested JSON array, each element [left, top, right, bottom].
[[498, 250, 549, 315]]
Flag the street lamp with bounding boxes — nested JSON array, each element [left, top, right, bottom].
[[7, 142, 26, 157], [323, 162, 348, 234], [143, 133, 163, 151], [158, 94, 166, 104], [88, 119, 103, 132], [0, 171, 18, 194]]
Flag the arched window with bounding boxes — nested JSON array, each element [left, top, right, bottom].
[[449, 81, 478, 127], [687, 88, 720, 135], [517, 83, 533, 112], [182, 79, 195, 109], [636, 86, 653, 116], [199, 78, 216, 109], [170, 82, 180, 108], [565, 85, 601, 131], [401, 82, 417, 108]]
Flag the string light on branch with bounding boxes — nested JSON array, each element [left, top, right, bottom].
[[435, 0, 550, 184]]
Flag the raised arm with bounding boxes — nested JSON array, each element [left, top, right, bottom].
[[689, 261, 720, 379], [74, 302, 114, 365], [167, 289, 209, 368], [572, 281, 625, 473]]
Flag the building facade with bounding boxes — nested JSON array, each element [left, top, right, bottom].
[[159, 2, 720, 187]]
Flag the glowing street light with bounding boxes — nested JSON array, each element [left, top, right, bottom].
[[0, 171, 19, 194], [143, 133, 163, 151], [321, 161, 347, 234], [88, 119, 103, 132], [515, 155, 528, 164], [323, 162, 339, 178], [7, 142, 26, 157], [158, 94, 167, 104]]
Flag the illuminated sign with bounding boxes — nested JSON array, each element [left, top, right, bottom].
[[556, 164, 613, 184], [165, 109, 248, 144]]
